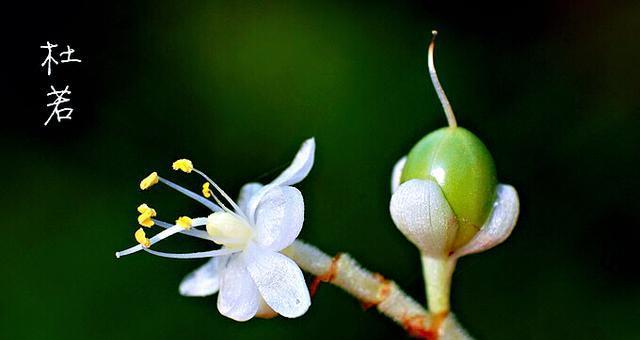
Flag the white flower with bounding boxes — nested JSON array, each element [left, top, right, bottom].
[[116, 138, 315, 321], [389, 156, 519, 259]]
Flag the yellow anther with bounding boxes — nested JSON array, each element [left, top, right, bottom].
[[140, 172, 159, 190], [172, 159, 193, 173], [176, 216, 193, 230], [137, 203, 152, 214], [138, 218, 154, 227], [135, 228, 151, 248], [137, 203, 157, 227], [202, 182, 212, 198]]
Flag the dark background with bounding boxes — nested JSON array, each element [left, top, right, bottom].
[[2, 1, 639, 339]]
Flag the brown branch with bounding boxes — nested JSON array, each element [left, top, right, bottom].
[[283, 240, 472, 340]]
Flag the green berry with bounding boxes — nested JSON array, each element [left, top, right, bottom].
[[401, 127, 497, 249]]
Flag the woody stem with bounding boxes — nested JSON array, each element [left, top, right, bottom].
[[283, 240, 472, 339]]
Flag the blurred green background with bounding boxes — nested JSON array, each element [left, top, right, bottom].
[[3, 1, 639, 339]]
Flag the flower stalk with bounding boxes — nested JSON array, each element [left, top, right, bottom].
[[283, 240, 472, 339], [421, 255, 457, 314]]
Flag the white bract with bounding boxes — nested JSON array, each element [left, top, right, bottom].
[[116, 138, 316, 321], [389, 156, 520, 259]]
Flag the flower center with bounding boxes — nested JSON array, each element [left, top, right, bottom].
[[206, 212, 253, 249]]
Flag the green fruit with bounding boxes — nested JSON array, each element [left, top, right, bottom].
[[401, 127, 497, 250]]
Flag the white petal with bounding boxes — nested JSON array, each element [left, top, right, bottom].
[[237, 182, 264, 214], [255, 297, 278, 319], [389, 179, 458, 258], [243, 243, 310, 318], [245, 138, 315, 222], [271, 137, 315, 187], [391, 156, 407, 194], [179, 257, 224, 297], [253, 186, 304, 251], [217, 256, 260, 321], [453, 184, 519, 258]]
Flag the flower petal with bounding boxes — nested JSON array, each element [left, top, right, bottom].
[[389, 179, 458, 257], [237, 182, 264, 214], [179, 257, 224, 297], [271, 137, 315, 187], [243, 243, 310, 318], [391, 156, 407, 194], [253, 186, 304, 251], [453, 184, 519, 258], [255, 297, 278, 319], [245, 138, 315, 222], [217, 255, 260, 321]]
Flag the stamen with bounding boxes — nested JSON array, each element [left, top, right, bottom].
[[140, 172, 159, 190], [135, 228, 151, 248], [143, 247, 240, 259], [157, 176, 222, 212], [185, 175, 231, 214], [198, 185, 244, 227], [171, 160, 232, 215], [190, 217, 208, 225], [172, 159, 193, 173], [137, 203, 153, 214], [137, 203, 157, 227], [116, 217, 217, 258], [153, 218, 211, 240], [116, 224, 197, 258], [193, 168, 245, 218], [202, 182, 212, 198], [176, 216, 192, 229], [115, 245, 142, 258]]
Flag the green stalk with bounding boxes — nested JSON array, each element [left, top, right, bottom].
[[421, 254, 457, 314]]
